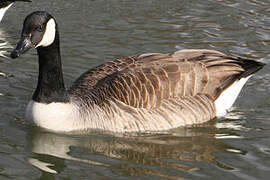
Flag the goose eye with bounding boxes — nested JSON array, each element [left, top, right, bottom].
[[36, 25, 44, 32]]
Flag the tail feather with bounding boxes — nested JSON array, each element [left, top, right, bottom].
[[231, 57, 265, 78], [214, 57, 265, 116]]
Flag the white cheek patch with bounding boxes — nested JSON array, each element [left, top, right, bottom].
[[0, 3, 13, 22], [35, 18, 56, 48]]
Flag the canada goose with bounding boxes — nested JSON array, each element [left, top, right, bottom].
[[0, 0, 31, 22], [10, 11, 264, 133]]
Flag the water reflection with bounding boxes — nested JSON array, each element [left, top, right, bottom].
[[0, 27, 12, 97], [0, 28, 12, 58], [28, 126, 242, 178]]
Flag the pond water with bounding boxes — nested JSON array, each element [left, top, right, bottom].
[[0, 0, 270, 179]]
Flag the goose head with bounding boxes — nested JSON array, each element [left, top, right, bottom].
[[11, 11, 57, 59]]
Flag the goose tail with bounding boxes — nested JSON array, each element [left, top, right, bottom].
[[236, 57, 265, 78], [214, 57, 265, 117]]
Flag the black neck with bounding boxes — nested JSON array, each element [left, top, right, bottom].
[[32, 30, 69, 103]]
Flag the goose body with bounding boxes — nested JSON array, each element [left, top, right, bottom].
[[0, 0, 31, 22], [11, 11, 264, 133]]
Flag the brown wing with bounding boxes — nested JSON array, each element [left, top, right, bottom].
[[69, 49, 254, 110]]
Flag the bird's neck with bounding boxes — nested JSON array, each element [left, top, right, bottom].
[[33, 32, 69, 103]]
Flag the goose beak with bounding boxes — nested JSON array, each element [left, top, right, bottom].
[[10, 36, 33, 59]]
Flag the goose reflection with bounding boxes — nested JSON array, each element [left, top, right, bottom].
[[27, 125, 244, 178], [0, 28, 12, 58], [0, 27, 12, 97]]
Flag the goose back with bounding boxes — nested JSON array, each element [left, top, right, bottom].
[[70, 49, 250, 107]]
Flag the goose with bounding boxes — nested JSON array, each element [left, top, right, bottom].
[[0, 0, 31, 22], [10, 11, 264, 133]]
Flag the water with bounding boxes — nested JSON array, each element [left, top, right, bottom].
[[0, 0, 270, 179]]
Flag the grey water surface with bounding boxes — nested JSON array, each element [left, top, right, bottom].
[[0, 0, 270, 179]]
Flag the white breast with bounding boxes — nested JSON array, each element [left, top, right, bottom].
[[25, 100, 113, 132], [25, 100, 82, 132]]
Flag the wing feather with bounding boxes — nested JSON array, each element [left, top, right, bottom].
[[69, 49, 256, 124]]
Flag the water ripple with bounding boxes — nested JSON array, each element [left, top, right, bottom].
[[0, 29, 12, 59]]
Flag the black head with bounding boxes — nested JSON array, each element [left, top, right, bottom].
[[11, 11, 57, 59], [0, 0, 31, 8]]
